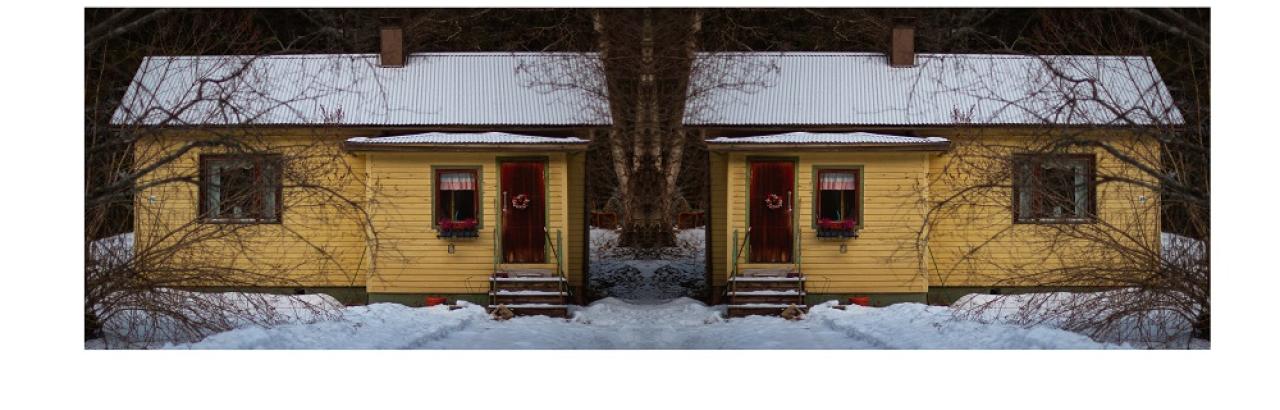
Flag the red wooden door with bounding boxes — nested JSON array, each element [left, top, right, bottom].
[[749, 160, 794, 263], [501, 161, 546, 263]]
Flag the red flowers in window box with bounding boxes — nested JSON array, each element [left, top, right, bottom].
[[817, 218, 854, 230], [817, 218, 857, 238], [438, 218, 479, 238]]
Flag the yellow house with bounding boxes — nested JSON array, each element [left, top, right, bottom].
[[115, 22, 1180, 316], [692, 50, 1179, 314], [115, 42, 606, 313]]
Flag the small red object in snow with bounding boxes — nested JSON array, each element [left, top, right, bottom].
[[849, 296, 871, 307], [425, 297, 448, 306]]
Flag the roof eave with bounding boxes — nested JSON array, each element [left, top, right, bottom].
[[705, 142, 952, 152], [688, 122, 1179, 130], [108, 122, 611, 131], [343, 142, 590, 152]]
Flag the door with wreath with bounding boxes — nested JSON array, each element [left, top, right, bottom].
[[748, 160, 794, 263], [500, 160, 546, 263]]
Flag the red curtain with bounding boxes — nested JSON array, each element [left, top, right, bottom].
[[501, 161, 546, 263], [749, 161, 794, 263]]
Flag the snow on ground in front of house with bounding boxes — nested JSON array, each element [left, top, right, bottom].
[[941, 233, 1209, 349], [158, 296, 1122, 349], [87, 290, 346, 349], [89, 232, 134, 267], [588, 228, 707, 300], [1162, 231, 1207, 271], [951, 290, 1207, 349], [88, 229, 1203, 349]]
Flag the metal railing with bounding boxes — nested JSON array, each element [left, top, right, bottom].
[[544, 227, 570, 299]]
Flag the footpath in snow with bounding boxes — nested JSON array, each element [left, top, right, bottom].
[[151, 296, 1122, 349]]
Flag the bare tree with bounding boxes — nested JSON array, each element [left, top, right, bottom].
[[921, 9, 1209, 345], [86, 9, 613, 345]]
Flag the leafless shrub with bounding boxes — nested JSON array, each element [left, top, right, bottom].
[[921, 9, 1208, 344]]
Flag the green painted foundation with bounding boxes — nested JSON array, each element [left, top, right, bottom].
[[184, 286, 369, 306], [367, 293, 489, 307], [792, 287, 1116, 308], [925, 286, 1112, 306], [806, 293, 926, 307]]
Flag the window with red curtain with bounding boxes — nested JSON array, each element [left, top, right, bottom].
[[816, 169, 859, 225], [435, 169, 478, 226]]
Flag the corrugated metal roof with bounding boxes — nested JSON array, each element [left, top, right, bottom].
[[112, 52, 609, 126], [346, 132, 587, 145], [114, 51, 1182, 129], [686, 52, 1183, 126], [707, 132, 949, 145]]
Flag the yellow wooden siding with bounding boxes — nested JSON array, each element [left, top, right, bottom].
[[709, 152, 728, 287], [925, 134, 1162, 287], [719, 151, 933, 293], [363, 152, 572, 294], [133, 133, 370, 287], [566, 151, 586, 287]]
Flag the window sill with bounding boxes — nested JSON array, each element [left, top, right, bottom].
[[815, 229, 859, 239], [1014, 218, 1097, 225], [437, 230, 480, 239], [201, 218, 280, 225]]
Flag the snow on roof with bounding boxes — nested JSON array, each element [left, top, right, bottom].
[[687, 52, 1183, 126], [112, 51, 1182, 129], [112, 52, 609, 127], [346, 132, 587, 146], [708, 132, 949, 146]]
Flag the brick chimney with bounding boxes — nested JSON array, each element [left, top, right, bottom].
[[379, 17, 405, 67], [889, 17, 916, 67]]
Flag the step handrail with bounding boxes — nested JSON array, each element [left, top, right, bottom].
[[543, 227, 570, 299], [729, 227, 752, 299]]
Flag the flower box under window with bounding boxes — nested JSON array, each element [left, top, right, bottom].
[[437, 218, 479, 238], [816, 218, 858, 238]]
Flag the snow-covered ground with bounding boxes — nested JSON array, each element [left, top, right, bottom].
[[952, 291, 1206, 349], [86, 229, 1206, 349], [87, 290, 345, 349], [153, 297, 1121, 349], [588, 228, 707, 300]]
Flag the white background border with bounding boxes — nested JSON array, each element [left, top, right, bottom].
[[1, 1, 1267, 409]]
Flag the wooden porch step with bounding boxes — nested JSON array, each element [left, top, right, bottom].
[[739, 268, 798, 278], [490, 276, 566, 292], [727, 303, 807, 308], [725, 304, 809, 318], [489, 290, 568, 296], [487, 304, 570, 318], [495, 268, 555, 278], [728, 276, 805, 282], [726, 268, 807, 317], [490, 290, 568, 304], [729, 290, 805, 304], [489, 277, 566, 282], [489, 269, 569, 314], [727, 290, 806, 296]]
